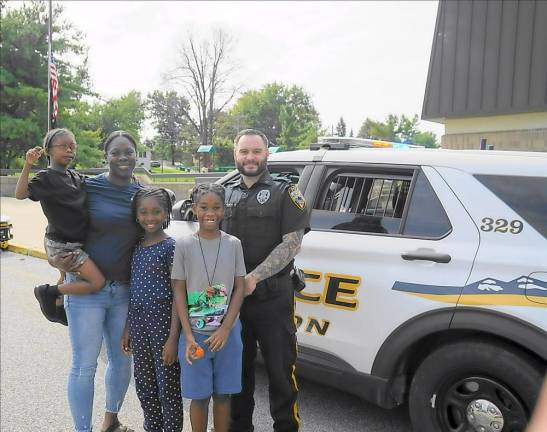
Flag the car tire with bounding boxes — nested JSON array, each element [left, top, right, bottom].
[[409, 338, 544, 432]]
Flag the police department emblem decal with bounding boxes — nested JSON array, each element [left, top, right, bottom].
[[257, 189, 270, 204], [288, 185, 306, 210]]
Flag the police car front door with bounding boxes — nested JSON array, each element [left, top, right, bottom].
[[294, 165, 480, 375]]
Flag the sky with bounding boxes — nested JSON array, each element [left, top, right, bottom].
[[59, 0, 444, 139]]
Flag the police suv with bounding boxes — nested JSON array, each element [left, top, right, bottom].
[[169, 138, 547, 432]]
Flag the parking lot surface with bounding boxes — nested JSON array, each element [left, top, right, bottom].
[[1, 251, 411, 431]]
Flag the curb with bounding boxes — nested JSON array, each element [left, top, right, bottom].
[[6, 243, 47, 260]]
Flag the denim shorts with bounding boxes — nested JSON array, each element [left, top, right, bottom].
[[178, 320, 242, 400], [44, 237, 88, 270]]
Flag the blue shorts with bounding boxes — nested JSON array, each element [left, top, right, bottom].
[[178, 320, 242, 400]]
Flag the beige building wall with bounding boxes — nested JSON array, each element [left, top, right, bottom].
[[441, 112, 547, 151]]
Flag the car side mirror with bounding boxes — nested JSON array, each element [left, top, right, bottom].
[[172, 199, 195, 221]]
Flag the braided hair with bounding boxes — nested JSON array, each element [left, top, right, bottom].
[[191, 183, 226, 206], [131, 187, 173, 230], [103, 130, 137, 152]]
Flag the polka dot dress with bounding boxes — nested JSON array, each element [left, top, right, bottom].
[[129, 237, 183, 432]]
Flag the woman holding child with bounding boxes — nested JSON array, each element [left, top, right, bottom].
[[41, 129, 141, 432], [21, 127, 246, 432]]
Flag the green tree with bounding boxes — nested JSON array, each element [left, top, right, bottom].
[[412, 131, 439, 148], [212, 111, 238, 166], [61, 100, 103, 167], [229, 82, 321, 150], [358, 117, 395, 141], [336, 117, 347, 137], [0, 1, 92, 168], [146, 90, 193, 165], [95, 91, 145, 143], [357, 114, 438, 147]]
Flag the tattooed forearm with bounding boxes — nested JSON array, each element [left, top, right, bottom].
[[250, 230, 304, 283]]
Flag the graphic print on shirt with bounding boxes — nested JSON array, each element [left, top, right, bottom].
[[187, 283, 228, 330]]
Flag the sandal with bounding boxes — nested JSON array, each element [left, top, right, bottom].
[[101, 420, 134, 432]]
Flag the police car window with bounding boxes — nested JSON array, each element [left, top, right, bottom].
[[270, 169, 300, 184], [474, 175, 547, 238], [402, 170, 452, 238], [311, 173, 412, 234]]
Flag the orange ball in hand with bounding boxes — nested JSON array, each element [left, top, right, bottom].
[[192, 345, 205, 360]]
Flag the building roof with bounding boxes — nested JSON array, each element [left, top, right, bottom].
[[422, 0, 547, 122], [197, 145, 215, 153]]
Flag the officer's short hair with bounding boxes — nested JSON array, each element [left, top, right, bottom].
[[234, 129, 269, 148]]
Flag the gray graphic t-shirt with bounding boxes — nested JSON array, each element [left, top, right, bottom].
[[172, 231, 246, 334]]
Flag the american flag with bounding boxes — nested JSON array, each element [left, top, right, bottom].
[[49, 55, 58, 125]]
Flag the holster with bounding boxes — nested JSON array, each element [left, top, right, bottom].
[[290, 266, 306, 292]]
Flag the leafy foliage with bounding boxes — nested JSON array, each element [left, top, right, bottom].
[[336, 117, 347, 137], [95, 91, 145, 144], [357, 114, 438, 147], [229, 82, 321, 150], [146, 90, 194, 164], [0, 1, 92, 167]]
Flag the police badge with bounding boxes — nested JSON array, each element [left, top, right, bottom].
[[288, 185, 306, 210], [256, 189, 270, 204]]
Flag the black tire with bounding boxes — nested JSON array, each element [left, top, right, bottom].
[[409, 339, 544, 432]]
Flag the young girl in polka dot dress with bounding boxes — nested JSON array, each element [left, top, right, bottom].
[[122, 187, 183, 432]]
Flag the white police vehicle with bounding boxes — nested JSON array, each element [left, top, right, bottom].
[[169, 139, 547, 432]]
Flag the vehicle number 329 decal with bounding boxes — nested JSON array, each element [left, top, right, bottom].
[[480, 217, 523, 234]]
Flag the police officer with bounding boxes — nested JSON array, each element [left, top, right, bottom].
[[223, 129, 310, 432]]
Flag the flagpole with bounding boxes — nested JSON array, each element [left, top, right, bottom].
[[47, 0, 53, 132]]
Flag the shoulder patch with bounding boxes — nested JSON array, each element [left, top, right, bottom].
[[288, 184, 306, 210]]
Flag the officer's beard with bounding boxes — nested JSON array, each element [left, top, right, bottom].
[[236, 158, 268, 177]]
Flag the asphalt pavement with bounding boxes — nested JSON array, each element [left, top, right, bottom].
[[1, 197, 47, 252], [0, 194, 411, 431], [1, 252, 411, 431]]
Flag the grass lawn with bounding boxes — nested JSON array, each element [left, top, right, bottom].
[[135, 175, 195, 183], [149, 166, 185, 174]]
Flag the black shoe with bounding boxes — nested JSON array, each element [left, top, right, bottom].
[[34, 284, 59, 324], [55, 303, 68, 326]]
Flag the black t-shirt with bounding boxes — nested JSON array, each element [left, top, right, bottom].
[[27, 168, 88, 243]]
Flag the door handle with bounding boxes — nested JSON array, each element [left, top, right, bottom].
[[401, 249, 451, 263]]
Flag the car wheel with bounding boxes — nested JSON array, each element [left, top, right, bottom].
[[409, 339, 544, 432]]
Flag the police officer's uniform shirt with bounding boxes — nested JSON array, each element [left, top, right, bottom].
[[222, 171, 310, 272]]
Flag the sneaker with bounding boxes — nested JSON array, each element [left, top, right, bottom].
[[33, 284, 59, 323]]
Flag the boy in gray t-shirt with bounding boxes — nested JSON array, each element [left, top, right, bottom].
[[172, 183, 246, 431], [172, 231, 246, 333]]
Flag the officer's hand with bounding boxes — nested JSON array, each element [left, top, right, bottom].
[[244, 274, 257, 296]]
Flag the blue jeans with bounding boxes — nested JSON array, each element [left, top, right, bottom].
[[64, 277, 132, 432]]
